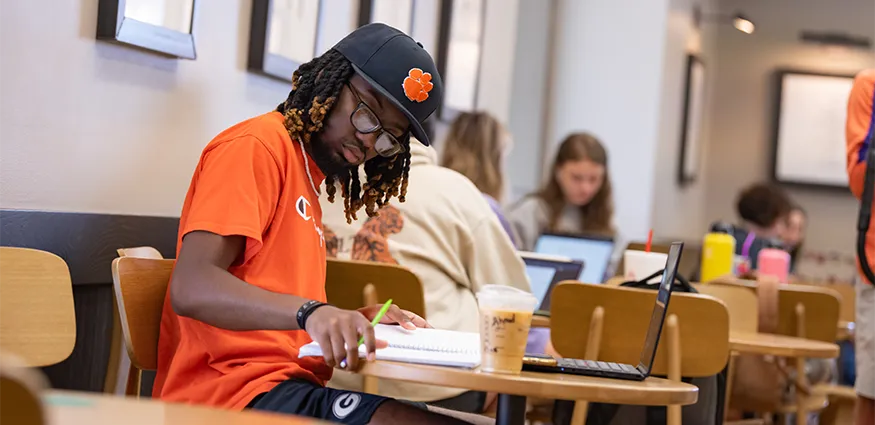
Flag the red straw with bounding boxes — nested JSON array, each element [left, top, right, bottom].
[[645, 229, 653, 253]]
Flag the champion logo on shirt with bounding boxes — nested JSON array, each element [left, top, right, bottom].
[[296, 195, 324, 246], [296, 196, 312, 221]]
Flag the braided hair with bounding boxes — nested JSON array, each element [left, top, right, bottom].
[[276, 49, 412, 223]]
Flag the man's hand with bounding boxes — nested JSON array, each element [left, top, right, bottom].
[[304, 306, 387, 371], [358, 304, 431, 329]]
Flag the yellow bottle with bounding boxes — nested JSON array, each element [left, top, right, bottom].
[[701, 231, 736, 282]]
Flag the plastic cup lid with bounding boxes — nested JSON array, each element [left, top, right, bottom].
[[476, 285, 538, 312]]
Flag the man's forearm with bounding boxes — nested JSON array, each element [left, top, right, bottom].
[[171, 263, 310, 331]]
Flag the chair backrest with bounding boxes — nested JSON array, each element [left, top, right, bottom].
[[111, 257, 174, 370], [795, 281, 855, 324], [0, 247, 76, 367], [828, 282, 856, 324], [550, 282, 730, 377], [777, 284, 840, 343], [326, 258, 426, 318], [694, 283, 759, 333], [117, 246, 164, 259]]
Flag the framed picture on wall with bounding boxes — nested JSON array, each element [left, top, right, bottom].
[[771, 70, 855, 190], [96, 0, 198, 59], [436, 0, 485, 122], [358, 0, 415, 35], [677, 54, 706, 185], [248, 0, 322, 82]]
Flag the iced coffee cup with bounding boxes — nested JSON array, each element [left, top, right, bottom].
[[476, 285, 538, 374]]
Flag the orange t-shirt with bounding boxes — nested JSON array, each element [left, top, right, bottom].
[[152, 111, 333, 409], [846, 69, 875, 281]]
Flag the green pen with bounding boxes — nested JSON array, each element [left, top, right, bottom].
[[359, 299, 392, 346]]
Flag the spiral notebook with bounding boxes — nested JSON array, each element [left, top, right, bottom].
[[298, 324, 481, 368]]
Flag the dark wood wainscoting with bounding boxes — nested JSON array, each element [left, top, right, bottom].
[[0, 209, 179, 393]]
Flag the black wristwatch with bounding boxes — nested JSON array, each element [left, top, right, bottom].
[[296, 300, 329, 330]]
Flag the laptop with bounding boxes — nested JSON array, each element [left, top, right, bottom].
[[533, 233, 614, 284], [520, 252, 585, 315], [522, 241, 684, 381]]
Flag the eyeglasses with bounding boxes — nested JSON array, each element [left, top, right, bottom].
[[346, 83, 406, 158]]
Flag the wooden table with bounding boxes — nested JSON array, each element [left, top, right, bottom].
[[531, 314, 551, 328], [44, 390, 327, 425], [728, 332, 839, 358], [357, 360, 699, 425]]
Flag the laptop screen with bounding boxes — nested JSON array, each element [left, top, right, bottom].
[[521, 254, 585, 311], [533, 234, 614, 284], [526, 264, 558, 308], [637, 242, 684, 373]]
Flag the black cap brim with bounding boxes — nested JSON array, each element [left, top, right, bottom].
[[350, 63, 430, 147]]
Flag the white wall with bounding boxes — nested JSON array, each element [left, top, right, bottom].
[[506, 0, 553, 202], [431, 0, 526, 187], [703, 0, 875, 255], [0, 0, 494, 219], [546, 0, 671, 241], [475, 0, 519, 124], [0, 0, 357, 216], [648, 0, 717, 241]]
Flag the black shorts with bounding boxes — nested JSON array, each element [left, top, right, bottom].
[[248, 379, 422, 424], [427, 390, 487, 413]]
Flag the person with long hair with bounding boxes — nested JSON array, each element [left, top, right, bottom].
[[781, 204, 807, 273], [507, 133, 615, 251], [440, 111, 518, 246], [156, 23, 475, 424]]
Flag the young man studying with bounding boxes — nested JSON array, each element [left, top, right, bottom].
[[154, 24, 469, 424], [846, 68, 875, 425]]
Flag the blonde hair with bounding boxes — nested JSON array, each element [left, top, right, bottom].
[[440, 112, 507, 200]]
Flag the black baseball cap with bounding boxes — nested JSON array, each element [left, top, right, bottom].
[[333, 23, 442, 146]]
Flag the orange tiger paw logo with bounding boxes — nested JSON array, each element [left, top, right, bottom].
[[402, 68, 433, 103]]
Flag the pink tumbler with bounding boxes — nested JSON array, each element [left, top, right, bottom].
[[757, 244, 791, 283]]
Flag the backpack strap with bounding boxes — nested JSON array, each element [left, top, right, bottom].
[[620, 269, 697, 293], [756, 275, 780, 333]]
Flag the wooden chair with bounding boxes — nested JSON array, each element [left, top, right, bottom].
[[111, 257, 175, 397], [117, 246, 164, 259], [325, 258, 426, 394], [795, 281, 855, 340], [549, 283, 730, 425], [707, 278, 841, 424], [105, 247, 166, 395], [0, 247, 76, 367], [793, 282, 857, 425], [694, 283, 759, 333], [0, 351, 49, 425], [325, 258, 426, 317], [777, 284, 841, 425], [695, 282, 763, 424]]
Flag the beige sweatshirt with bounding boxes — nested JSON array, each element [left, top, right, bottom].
[[318, 142, 531, 402]]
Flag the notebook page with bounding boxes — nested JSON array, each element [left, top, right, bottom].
[[374, 325, 480, 354], [297, 325, 482, 368]]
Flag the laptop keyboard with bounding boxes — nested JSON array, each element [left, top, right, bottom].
[[566, 359, 637, 373]]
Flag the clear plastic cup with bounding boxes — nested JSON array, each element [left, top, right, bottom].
[[476, 285, 538, 374]]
